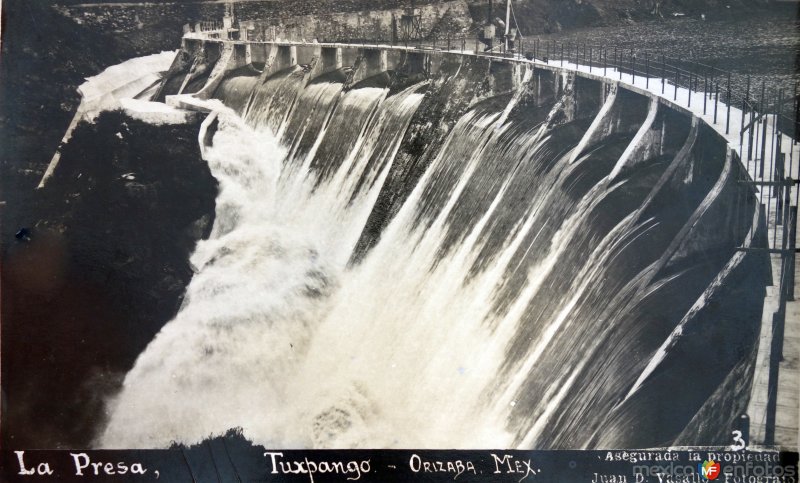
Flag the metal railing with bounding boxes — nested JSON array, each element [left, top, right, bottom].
[[198, 20, 224, 32]]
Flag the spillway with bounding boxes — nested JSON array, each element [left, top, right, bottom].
[[98, 42, 769, 449]]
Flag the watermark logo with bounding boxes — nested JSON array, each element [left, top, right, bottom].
[[698, 460, 721, 480]]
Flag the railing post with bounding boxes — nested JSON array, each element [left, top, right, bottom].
[[795, 81, 800, 145], [743, 76, 751, 159], [789, 207, 797, 301], [765, 306, 783, 445], [734, 415, 750, 452], [645, 53, 650, 89], [674, 66, 678, 101], [773, 195, 794, 296], [742, 76, 750, 136], [631, 49, 636, 84], [661, 53, 666, 94], [589, 45, 592, 72], [714, 80, 719, 124], [775, 90, 785, 201], [760, 81, 767, 178], [726, 72, 732, 135], [688, 73, 692, 108], [776, 158, 786, 217], [704, 70, 708, 115], [710, 66, 716, 106], [749, 100, 756, 162], [546, 40, 550, 63], [560, 42, 564, 66], [795, 80, 800, 144], [739, 97, 746, 150]]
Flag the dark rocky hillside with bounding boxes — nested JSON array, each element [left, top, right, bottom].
[[469, 0, 782, 34], [0, 0, 179, 256], [1, 111, 217, 448]]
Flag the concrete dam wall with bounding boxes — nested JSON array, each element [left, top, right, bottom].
[[99, 40, 769, 449]]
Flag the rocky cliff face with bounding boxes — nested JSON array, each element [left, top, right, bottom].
[[244, 1, 472, 42], [1, 111, 217, 447], [468, 0, 778, 34]]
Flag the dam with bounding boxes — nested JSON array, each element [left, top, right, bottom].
[[43, 19, 798, 450]]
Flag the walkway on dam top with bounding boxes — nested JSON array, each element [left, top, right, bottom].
[[185, 34, 800, 450]]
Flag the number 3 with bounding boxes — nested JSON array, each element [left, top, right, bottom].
[[731, 430, 746, 451]]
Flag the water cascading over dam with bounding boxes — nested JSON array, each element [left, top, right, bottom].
[[99, 41, 769, 449]]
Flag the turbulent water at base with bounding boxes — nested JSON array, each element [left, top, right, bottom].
[[100, 60, 764, 449]]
